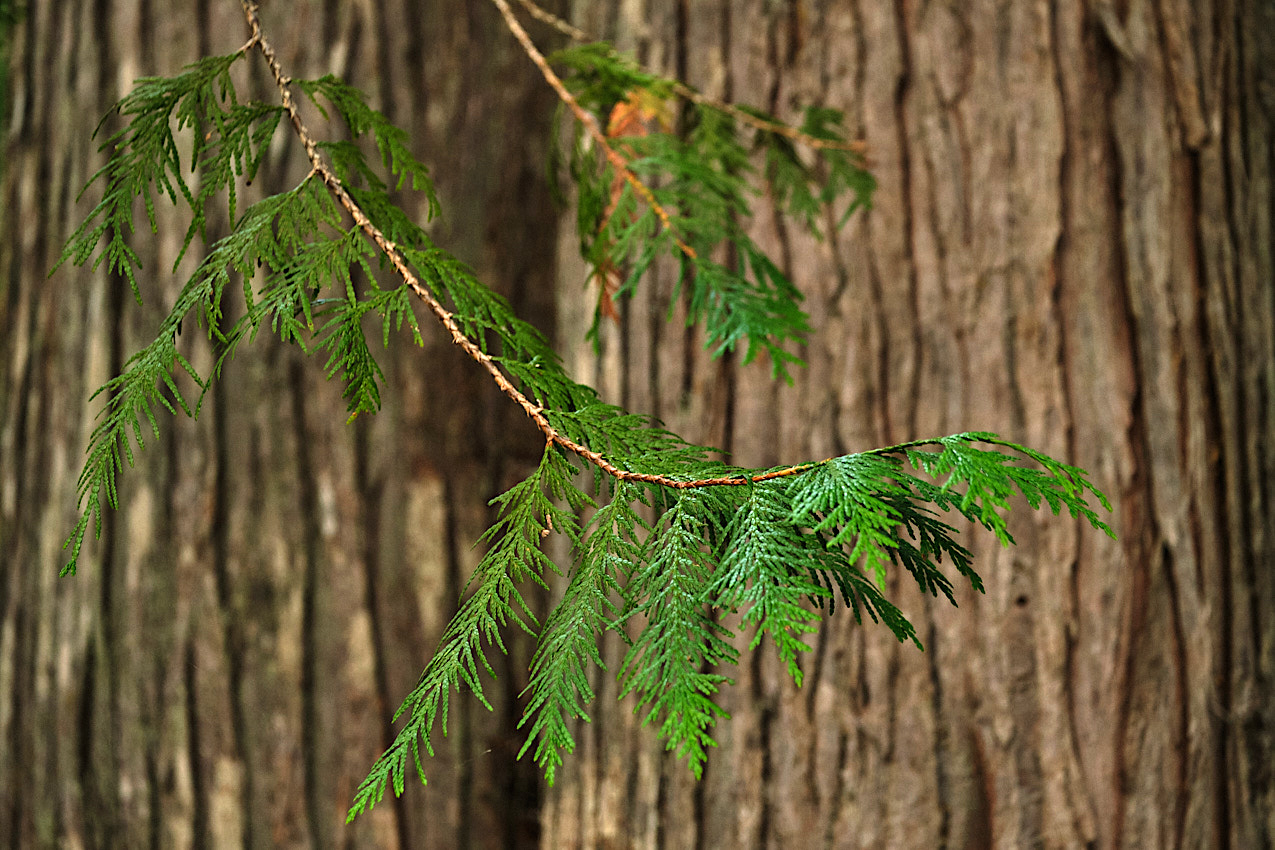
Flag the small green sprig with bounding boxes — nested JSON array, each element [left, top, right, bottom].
[[550, 42, 875, 379]]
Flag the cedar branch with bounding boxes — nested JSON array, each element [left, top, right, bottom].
[[239, 1, 854, 490]]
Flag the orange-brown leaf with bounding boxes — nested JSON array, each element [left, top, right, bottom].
[[593, 262, 622, 323], [592, 89, 672, 325], [607, 89, 671, 139]]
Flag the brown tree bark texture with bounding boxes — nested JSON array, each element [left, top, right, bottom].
[[0, 1, 1271, 850], [1, 1, 559, 847], [542, 1, 1275, 849]]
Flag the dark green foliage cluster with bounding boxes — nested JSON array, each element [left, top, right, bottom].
[[551, 44, 875, 379], [59, 54, 283, 299], [350, 430, 1111, 816], [57, 36, 1113, 824]]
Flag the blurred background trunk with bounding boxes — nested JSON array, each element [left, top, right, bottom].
[[1, 1, 1271, 849], [0, 2, 558, 847]]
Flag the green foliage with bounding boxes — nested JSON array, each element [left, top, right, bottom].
[[615, 488, 740, 776], [349, 447, 588, 812], [710, 481, 831, 684], [55, 53, 282, 298], [299, 74, 439, 207], [517, 483, 640, 782], [549, 43, 875, 379], [57, 22, 1113, 825], [757, 105, 876, 236]]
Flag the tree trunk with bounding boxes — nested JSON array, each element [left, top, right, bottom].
[[1, 2, 562, 847], [1, 2, 1271, 850], [542, 1, 1275, 849]]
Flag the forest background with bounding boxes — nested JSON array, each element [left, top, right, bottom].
[[1, 1, 1272, 849]]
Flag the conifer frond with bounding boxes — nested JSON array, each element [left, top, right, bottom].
[[516, 486, 643, 782], [901, 432, 1115, 542], [710, 482, 829, 686], [348, 447, 583, 816], [788, 453, 915, 587], [514, 0, 869, 158], [55, 51, 280, 299], [298, 75, 438, 204], [547, 41, 873, 378], [62, 326, 205, 576], [63, 176, 336, 575], [619, 489, 739, 778]]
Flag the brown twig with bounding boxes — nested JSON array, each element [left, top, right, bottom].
[[508, 0, 868, 156], [515, 0, 586, 41], [237, 0, 844, 490]]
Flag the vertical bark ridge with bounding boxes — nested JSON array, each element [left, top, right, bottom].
[[352, 425, 412, 850], [1165, 541, 1193, 848], [144, 659, 162, 850], [93, 123, 129, 850], [1193, 145, 1238, 850], [183, 637, 209, 850], [289, 358, 327, 849], [890, 0, 920, 442], [73, 632, 99, 847], [1094, 5, 1157, 844], [924, 614, 953, 850], [1, 6, 40, 845], [443, 472, 477, 850], [211, 361, 257, 850], [1046, 7, 1092, 844], [1232, 6, 1275, 846]]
